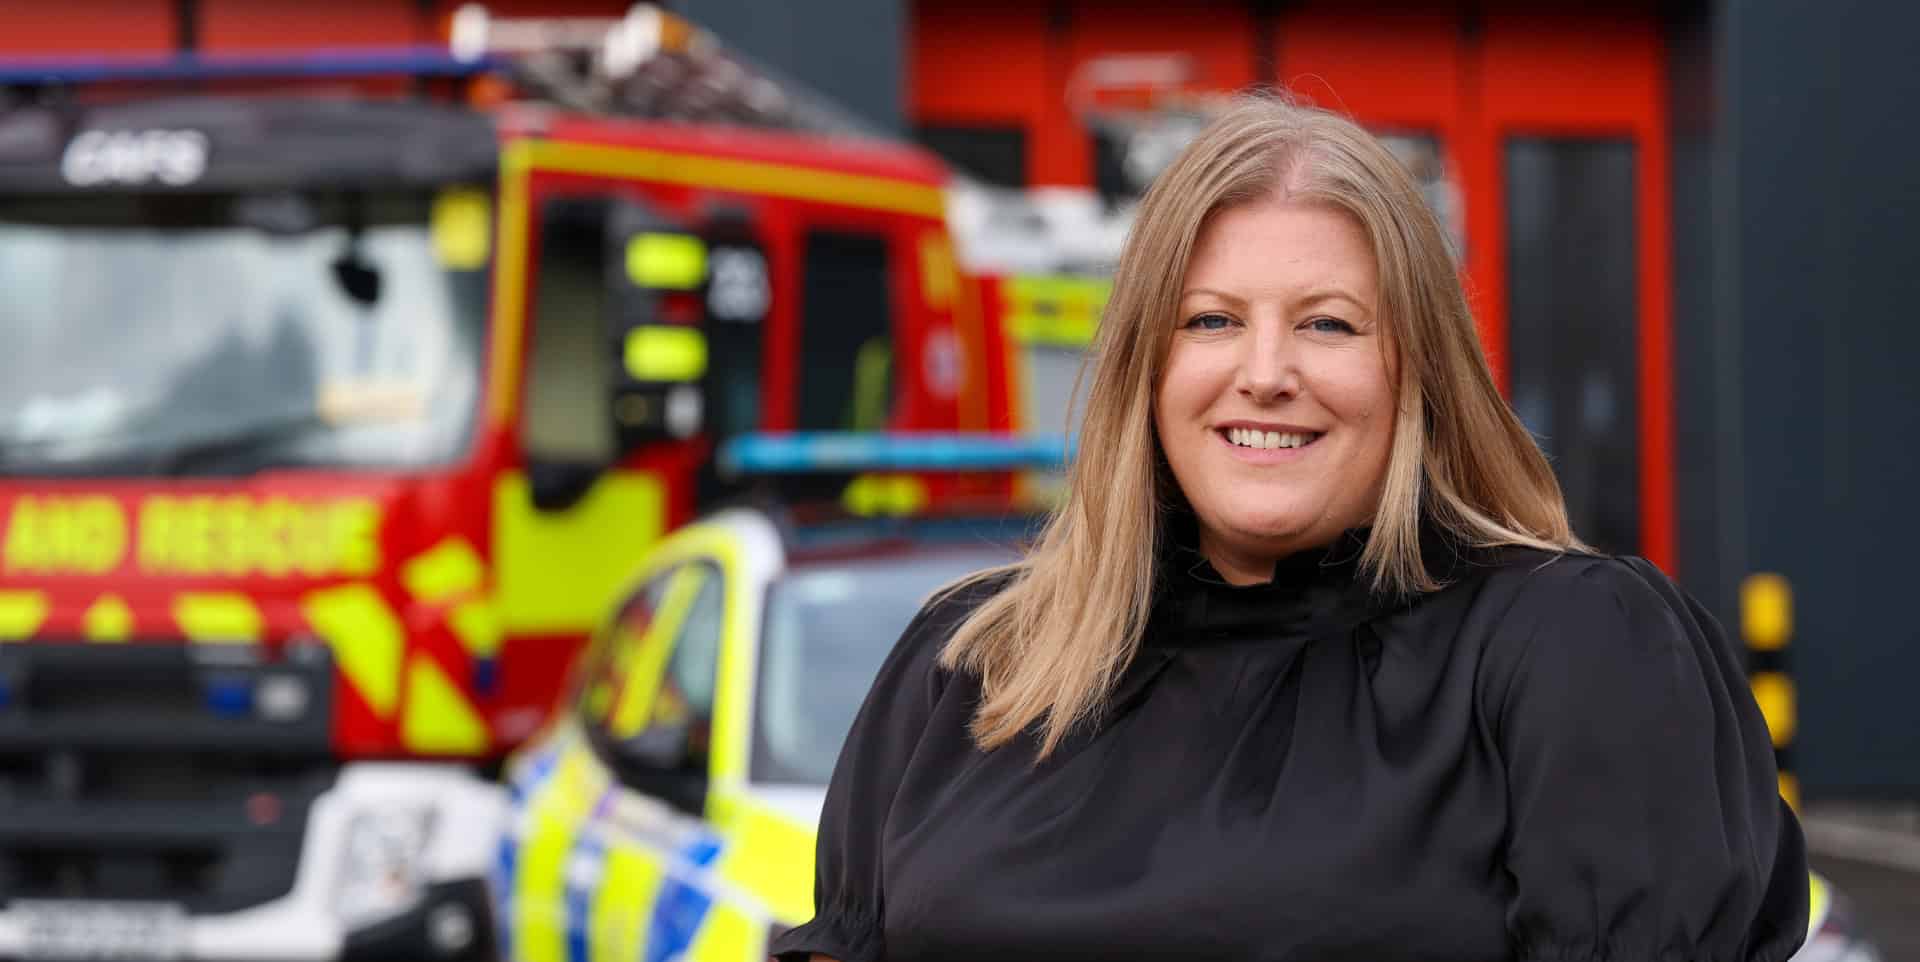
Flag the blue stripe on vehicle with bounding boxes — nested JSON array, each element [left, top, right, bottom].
[[642, 833, 724, 962], [508, 743, 563, 806], [493, 831, 519, 957], [563, 831, 604, 962]]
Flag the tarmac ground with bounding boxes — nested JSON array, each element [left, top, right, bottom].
[[1811, 855, 1917, 961], [1806, 807, 1920, 962]]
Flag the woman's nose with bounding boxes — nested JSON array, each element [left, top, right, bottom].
[[1235, 322, 1299, 403]]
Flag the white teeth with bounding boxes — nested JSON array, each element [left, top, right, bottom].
[[1225, 429, 1317, 450]]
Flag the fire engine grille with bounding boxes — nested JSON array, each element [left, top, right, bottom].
[[0, 642, 336, 913]]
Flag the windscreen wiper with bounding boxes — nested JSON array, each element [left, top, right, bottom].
[[155, 408, 334, 476]]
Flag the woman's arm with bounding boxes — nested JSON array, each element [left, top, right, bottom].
[[1492, 556, 1808, 962]]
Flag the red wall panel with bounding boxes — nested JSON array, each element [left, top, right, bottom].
[[199, 0, 424, 49], [0, 2, 174, 55], [912, 0, 1257, 187]]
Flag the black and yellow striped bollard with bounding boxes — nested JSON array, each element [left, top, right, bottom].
[[1741, 573, 1797, 811]]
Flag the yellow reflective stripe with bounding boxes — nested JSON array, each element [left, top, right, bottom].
[[495, 471, 668, 636], [513, 812, 574, 962], [488, 145, 534, 427], [688, 901, 758, 961], [1779, 772, 1801, 812], [590, 846, 662, 962], [173, 592, 262, 643], [641, 529, 751, 786], [708, 793, 815, 925], [613, 522, 755, 785], [84, 594, 133, 643], [523, 140, 946, 222], [626, 233, 707, 290], [301, 584, 403, 718], [401, 654, 491, 755], [402, 538, 485, 604], [513, 737, 611, 962], [624, 326, 709, 382], [0, 591, 49, 640], [449, 599, 504, 659], [609, 567, 708, 738], [918, 232, 957, 310]]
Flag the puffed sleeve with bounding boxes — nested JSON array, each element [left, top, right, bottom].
[[1491, 556, 1809, 962], [769, 574, 1006, 962]]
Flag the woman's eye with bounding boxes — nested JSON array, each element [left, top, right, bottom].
[[1183, 312, 1234, 331], [1304, 316, 1356, 334]]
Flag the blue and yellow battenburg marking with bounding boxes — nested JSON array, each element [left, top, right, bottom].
[[500, 725, 753, 962]]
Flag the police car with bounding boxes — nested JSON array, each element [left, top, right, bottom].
[[489, 433, 1876, 962], [490, 434, 1049, 962]]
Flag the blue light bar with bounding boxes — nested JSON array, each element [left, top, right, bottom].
[[720, 432, 1074, 475], [0, 46, 503, 85]]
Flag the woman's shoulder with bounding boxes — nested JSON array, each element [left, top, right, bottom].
[[1462, 545, 1685, 625], [879, 566, 1022, 676], [918, 566, 1022, 637], [1450, 546, 1737, 717]]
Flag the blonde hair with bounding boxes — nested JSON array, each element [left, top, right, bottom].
[[940, 93, 1583, 757]]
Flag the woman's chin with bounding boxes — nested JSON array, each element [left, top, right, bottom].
[[1219, 515, 1322, 550]]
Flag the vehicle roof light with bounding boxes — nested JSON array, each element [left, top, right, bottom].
[[719, 432, 1074, 476]]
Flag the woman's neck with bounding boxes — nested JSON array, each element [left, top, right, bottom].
[[1198, 531, 1337, 586]]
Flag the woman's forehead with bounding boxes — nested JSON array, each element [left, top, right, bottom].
[[1183, 197, 1379, 307]]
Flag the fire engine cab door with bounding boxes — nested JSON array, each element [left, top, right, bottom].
[[796, 229, 895, 433]]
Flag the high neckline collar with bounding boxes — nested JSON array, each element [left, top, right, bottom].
[[1147, 508, 1467, 646], [1158, 507, 1372, 590]]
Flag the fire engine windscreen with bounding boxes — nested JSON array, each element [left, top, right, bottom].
[[0, 187, 489, 476], [752, 546, 1019, 785]]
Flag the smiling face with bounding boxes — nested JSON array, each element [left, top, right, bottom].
[[1153, 192, 1397, 584]]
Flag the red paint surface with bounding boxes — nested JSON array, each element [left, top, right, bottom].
[[0, 2, 174, 55]]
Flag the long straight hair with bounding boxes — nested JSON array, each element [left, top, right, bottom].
[[941, 94, 1583, 757]]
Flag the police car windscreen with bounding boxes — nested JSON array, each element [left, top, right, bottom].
[[753, 547, 1017, 784]]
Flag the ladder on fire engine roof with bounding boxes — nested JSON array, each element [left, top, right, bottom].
[[452, 3, 888, 140], [0, 3, 889, 144]]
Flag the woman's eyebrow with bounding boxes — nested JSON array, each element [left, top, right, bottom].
[[1179, 287, 1247, 308], [1180, 287, 1372, 314], [1296, 289, 1371, 314]]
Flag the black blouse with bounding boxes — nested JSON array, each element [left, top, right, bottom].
[[772, 529, 1809, 962]]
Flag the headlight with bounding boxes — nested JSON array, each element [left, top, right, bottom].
[[334, 807, 435, 929]]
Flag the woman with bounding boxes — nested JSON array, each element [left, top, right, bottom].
[[771, 95, 1807, 962]]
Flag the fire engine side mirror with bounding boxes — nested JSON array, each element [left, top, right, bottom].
[[606, 202, 708, 453]]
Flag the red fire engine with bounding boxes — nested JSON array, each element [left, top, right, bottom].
[[0, 7, 1012, 959]]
